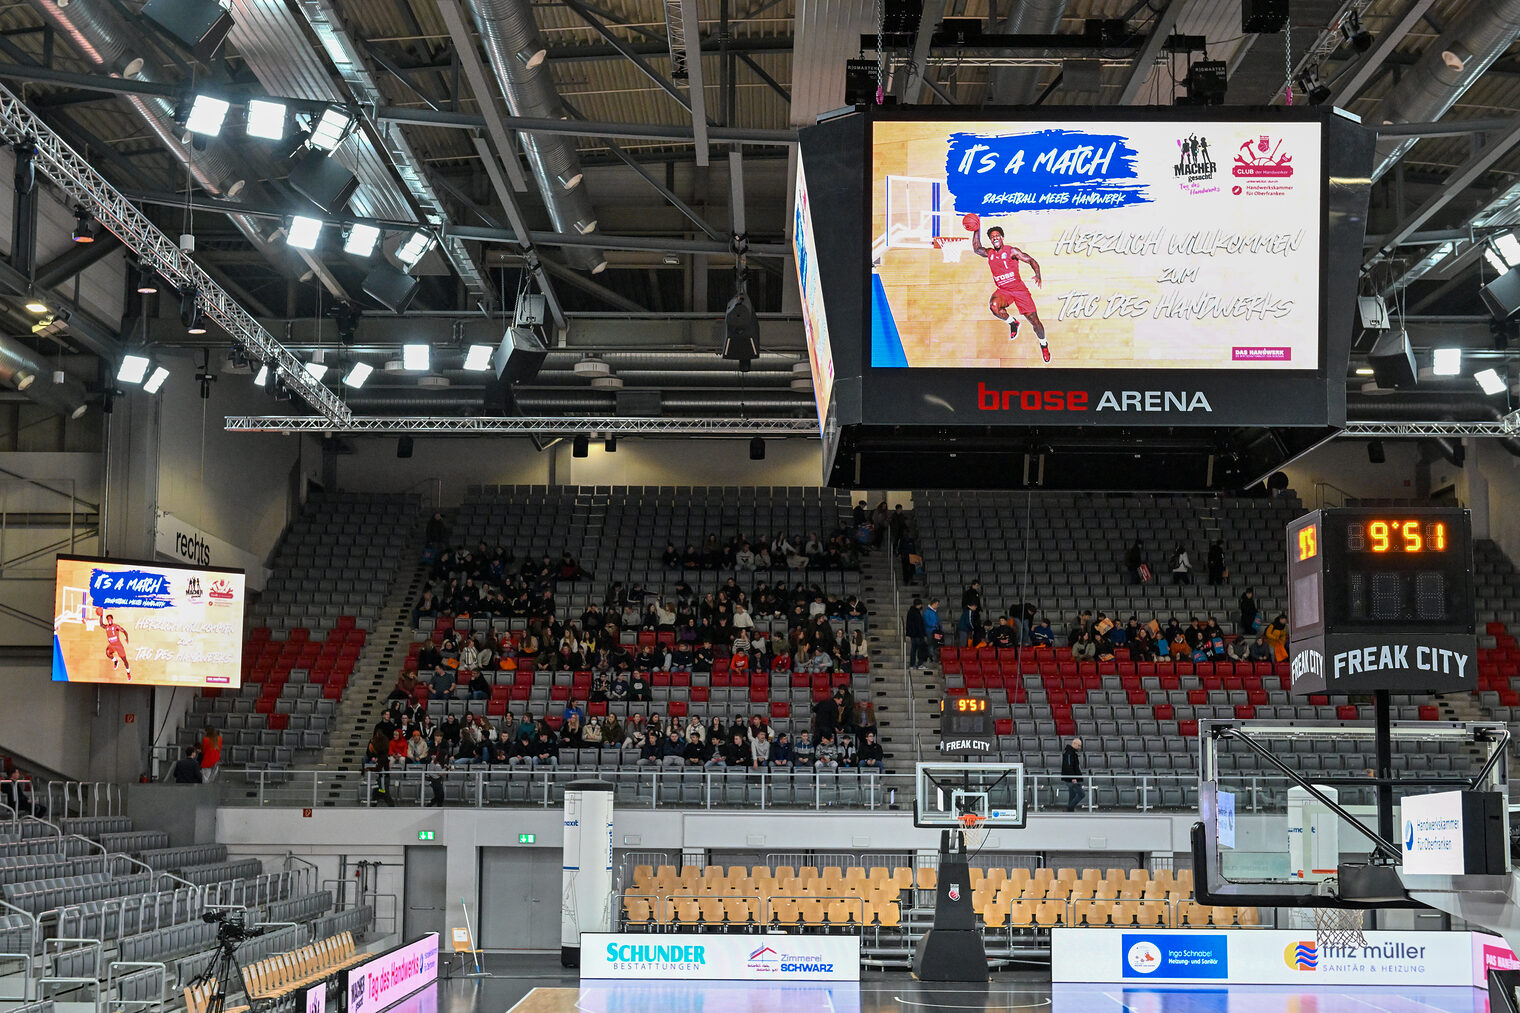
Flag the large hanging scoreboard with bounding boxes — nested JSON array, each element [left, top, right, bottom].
[[1286, 507, 1475, 694]]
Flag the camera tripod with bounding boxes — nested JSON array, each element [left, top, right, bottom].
[[188, 934, 250, 1013]]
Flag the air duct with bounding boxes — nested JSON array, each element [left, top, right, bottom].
[[1371, 0, 1520, 181], [985, 0, 1071, 105], [0, 333, 89, 418], [467, 0, 607, 273], [27, 0, 276, 251]]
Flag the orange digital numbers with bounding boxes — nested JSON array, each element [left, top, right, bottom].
[[1369, 520, 1390, 552], [957, 698, 986, 712], [1432, 522, 1446, 551], [1297, 525, 1317, 562]]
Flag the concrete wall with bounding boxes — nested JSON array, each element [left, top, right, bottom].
[[1467, 440, 1520, 564], [1280, 438, 1422, 506], [334, 436, 824, 507], [0, 657, 152, 781], [0, 452, 102, 645]]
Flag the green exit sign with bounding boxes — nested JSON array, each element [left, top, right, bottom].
[[417, 831, 435, 841], [517, 833, 535, 844]]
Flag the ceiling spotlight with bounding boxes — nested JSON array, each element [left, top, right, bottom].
[[186, 94, 230, 136], [287, 215, 324, 250], [246, 98, 287, 140], [118, 353, 151, 385], [1339, 10, 1373, 53], [343, 222, 380, 257], [402, 343, 430, 371], [1354, 367, 1375, 376], [180, 289, 207, 335], [1295, 70, 1332, 106], [143, 365, 171, 394], [308, 106, 354, 152], [396, 230, 432, 266], [1432, 347, 1462, 376], [1475, 368, 1507, 396], [462, 344, 494, 371], [304, 360, 329, 381], [71, 206, 95, 244], [253, 363, 269, 387], [662, 253, 680, 266], [136, 265, 159, 294], [343, 361, 373, 388], [24, 298, 48, 314]]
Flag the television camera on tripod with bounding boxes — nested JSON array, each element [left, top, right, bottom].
[[190, 909, 271, 1013]]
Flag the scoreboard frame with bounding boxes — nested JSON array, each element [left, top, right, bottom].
[[1286, 507, 1475, 694]]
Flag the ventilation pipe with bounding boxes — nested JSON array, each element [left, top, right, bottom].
[[986, 0, 1071, 105], [467, 0, 607, 273], [0, 334, 89, 418], [27, 0, 277, 248], [1371, 0, 1520, 182]]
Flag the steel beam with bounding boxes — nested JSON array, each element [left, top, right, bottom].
[[224, 415, 820, 435], [1330, 0, 1438, 106], [678, 0, 710, 165], [561, 0, 698, 117], [1364, 115, 1520, 270], [899, 0, 947, 103], [1339, 418, 1520, 437], [1117, 0, 1185, 105], [0, 83, 347, 422], [33, 232, 122, 290]]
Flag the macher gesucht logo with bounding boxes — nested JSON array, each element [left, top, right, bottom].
[[1175, 133, 1216, 183], [1233, 134, 1294, 179], [1285, 941, 1318, 970], [184, 576, 203, 601]]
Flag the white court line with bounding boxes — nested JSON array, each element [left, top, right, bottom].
[[505, 987, 548, 1013], [1100, 992, 1134, 1013], [893, 998, 1051, 1010], [1343, 997, 1398, 1013]]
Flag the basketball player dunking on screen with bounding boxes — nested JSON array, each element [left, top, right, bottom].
[[95, 607, 132, 680], [965, 214, 1050, 362]]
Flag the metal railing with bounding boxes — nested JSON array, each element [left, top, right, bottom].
[[209, 765, 1336, 812]]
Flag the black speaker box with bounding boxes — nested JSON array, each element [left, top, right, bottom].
[[397, 437, 413, 459], [1368, 329, 1417, 389], [289, 153, 359, 213], [362, 265, 420, 314], [141, 0, 235, 62], [492, 327, 548, 383], [1481, 270, 1520, 321]]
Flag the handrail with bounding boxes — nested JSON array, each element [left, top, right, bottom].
[[105, 959, 168, 1013], [0, 465, 99, 513], [1313, 480, 1355, 509]]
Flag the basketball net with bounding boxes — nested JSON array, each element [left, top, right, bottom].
[[1311, 877, 1367, 951], [957, 812, 989, 851], [932, 236, 968, 263]]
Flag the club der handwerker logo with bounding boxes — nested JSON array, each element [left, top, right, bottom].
[[1127, 941, 1162, 973], [208, 578, 236, 602], [1285, 941, 1318, 970], [947, 883, 961, 902]]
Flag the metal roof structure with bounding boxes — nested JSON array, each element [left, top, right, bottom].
[[0, 0, 1517, 429]]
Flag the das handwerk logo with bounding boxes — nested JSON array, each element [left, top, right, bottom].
[[1233, 134, 1294, 178], [1174, 133, 1216, 182]]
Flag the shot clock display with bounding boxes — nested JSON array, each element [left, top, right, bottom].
[[939, 696, 996, 754], [1286, 507, 1474, 694]]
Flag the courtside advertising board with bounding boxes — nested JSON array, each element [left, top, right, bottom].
[[52, 555, 245, 687], [344, 933, 438, 1013], [581, 933, 860, 981], [1052, 928, 1510, 987]]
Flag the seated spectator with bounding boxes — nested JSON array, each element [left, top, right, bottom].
[[602, 714, 623, 745], [683, 733, 709, 765], [814, 734, 843, 770], [558, 552, 586, 581], [856, 731, 884, 771], [1248, 634, 1274, 662], [1128, 627, 1157, 662], [468, 669, 491, 700], [1071, 631, 1097, 662], [563, 699, 586, 725], [849, 630, 869, 662], [391, 669, 422, 701], [1030, 616, 1055, 647], [417, 639, 441, 672], [770, 733, 793, 768], [562, 714, 583, 747], [387, 729, 409, 765], [428, 665, 456, 698], [628, 672, 651, 702], [793, 731, 816, 767], [720, 732, 752, 768], [406, 729, 431, 766], [751, 731, 772, 768], [1226, 635, 1252, 662], [430, 731, 455, 769]]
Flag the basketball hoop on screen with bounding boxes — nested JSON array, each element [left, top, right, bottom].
[[933, 236, 968, 263]]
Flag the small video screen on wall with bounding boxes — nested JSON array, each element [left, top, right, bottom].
[[52, 555, 245, 686], [871, 118, 1323, 370]]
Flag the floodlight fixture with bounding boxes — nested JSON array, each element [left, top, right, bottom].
[[343, 222, 380, 257], [308, 106, 353, 151], [1432, 347, 1462, 376], [304, 360, 329, 381], [463, 344, 494, 371], [246, 98, 287, 140], [1475, 368, 1506, 396], [118, 353, 151, 385], [253, 364, 269, 386], [343, 362, 373, 388], [24, 299, 48, 314], [181, 289, 207, 334], [396, 230, 432, 266], [287, 215, 324, 250], [402, 343, 430, 372], [186, 94, 231, 136], [143, 365, 171, 394], [1340, 10, 1373, 52], [136, 265, 159, 294], [71, 206, 95, 243]]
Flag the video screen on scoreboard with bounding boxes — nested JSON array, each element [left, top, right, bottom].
[[52, 555, 245, 686], [793, 155, 836, 433], [870, 118, 1323, 371]]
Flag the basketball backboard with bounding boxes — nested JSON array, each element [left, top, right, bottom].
[[873, 175, 950, 266], [914, 762, 1025, 829]]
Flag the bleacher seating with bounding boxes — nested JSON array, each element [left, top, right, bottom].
[[618, 863, 1256, 933]]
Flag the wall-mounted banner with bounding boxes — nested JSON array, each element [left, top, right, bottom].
[[154, 510, 270, 591], [581, 933, 860, 981], [1053, 929, 1499, 986]]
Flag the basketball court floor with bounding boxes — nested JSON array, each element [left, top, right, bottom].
[[414, 955, 1492, 1013]]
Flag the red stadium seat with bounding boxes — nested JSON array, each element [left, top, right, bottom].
[[1336, 705, 1358, 720], [1178, 720, 1198, 737]]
